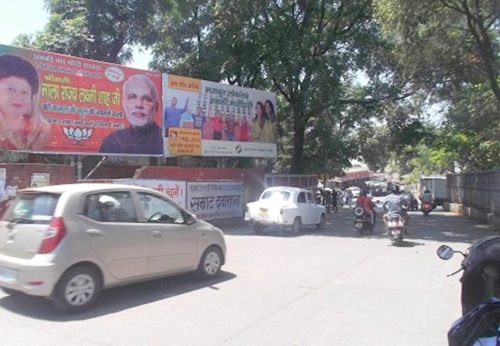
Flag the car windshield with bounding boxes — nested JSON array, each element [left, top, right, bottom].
[[261, 190, 291, 201], [3, 193, 60, 224]]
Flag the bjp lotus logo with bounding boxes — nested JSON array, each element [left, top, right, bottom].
[[62, 127, 93, 145]]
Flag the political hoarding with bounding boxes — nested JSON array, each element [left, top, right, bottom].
[[0, 44, 163, 156], [163, 74, 277, 158], [113, 179, 186, 207], [187, 181, 243, 220]]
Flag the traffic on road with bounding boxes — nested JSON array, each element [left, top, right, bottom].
[[0, 202, 494, 345]]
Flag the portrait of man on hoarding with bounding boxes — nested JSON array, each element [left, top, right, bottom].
[[164, 96, 189, 136], [0, 54, 51, 151], [99, 74, 163, 155]]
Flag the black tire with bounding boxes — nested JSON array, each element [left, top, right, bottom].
[[423, 210, 429, 216], [353, 206, 364, 217], [392, 233, 403, 246], [291, 217, 302, 234], [52, 265, 101, 313], [0, 287, 23, 296], [316, 214, 326, 230], [252, 224, 264, 234], [197, 246, 223, 280]]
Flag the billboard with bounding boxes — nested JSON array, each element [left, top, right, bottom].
[[187, 181, 243, 220], [163, 74, 277, 158], [0, 44, 163, 156], [113, 178, 187, 207]]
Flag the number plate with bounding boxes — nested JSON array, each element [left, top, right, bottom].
[[0, 267, 18, 283], [388, 221, 401, 227]]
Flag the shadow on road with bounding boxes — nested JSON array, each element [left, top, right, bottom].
[[222, 207, 494, 244], [0, 270, 236, 321]]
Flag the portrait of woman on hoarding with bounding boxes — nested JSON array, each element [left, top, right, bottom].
[[0, 54, 50, 151], [251, 101, 274, 143]]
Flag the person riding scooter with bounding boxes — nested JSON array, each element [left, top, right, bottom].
[[382, 185, 410, 228], [420, 189, 432, 204], [356, 190, 375, 227]]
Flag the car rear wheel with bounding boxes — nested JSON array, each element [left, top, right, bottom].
[[316, 214, 326, 229], [52, 265, 101, 313], [197, 246, 222, 279], [291, 217, 302, 234]]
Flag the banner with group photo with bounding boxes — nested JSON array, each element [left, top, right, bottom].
[[163, 74, 277, 158], [113, 179, 186, 207], [187, 181, 243, 220], [0, 44, 163, 156]]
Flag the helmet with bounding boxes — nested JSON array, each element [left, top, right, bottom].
[[391, 185, 400, 194]]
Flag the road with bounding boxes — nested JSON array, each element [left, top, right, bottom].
[[0, 207, 494, 345]]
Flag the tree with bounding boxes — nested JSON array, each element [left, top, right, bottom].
[[357, 125, 390, 172], [150, 0, 410, 173], [375, 0, 499, 174], [375, 0, 500, 105], [14, 0, 171, 64]]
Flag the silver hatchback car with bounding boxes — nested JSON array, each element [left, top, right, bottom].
[[0, 183, 226, 313]]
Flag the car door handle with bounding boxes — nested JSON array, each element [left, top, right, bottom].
[[152, 230, 161, 237], [86, 229, 102, 236]]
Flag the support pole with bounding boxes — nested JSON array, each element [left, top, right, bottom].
[[83, 156, 107, 180]]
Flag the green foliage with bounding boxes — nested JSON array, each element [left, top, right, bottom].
[[13, 0, 170, 64], [357, 125, 391, 172], [149, 0, 408, 173], [375, 0, 500, 175]]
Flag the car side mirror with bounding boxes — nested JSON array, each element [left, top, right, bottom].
[[184, 212, 196, 225]]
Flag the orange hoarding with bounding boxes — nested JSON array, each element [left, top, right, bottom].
[[168, 128, 202, 155], [0, 44, 163, 156], [168, 75, 201, 93]]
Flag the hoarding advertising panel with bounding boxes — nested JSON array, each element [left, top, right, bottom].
[[187, 181, 243, 220], [0, 44, 163, 156], [168, 127, 202, 156], [113, 179, 186, 207], [163, 74, 277, 158]]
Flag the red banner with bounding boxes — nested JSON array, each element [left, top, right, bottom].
[[0, 44, 163, 156]]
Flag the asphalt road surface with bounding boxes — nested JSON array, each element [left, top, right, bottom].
[[0, 207, 494, 345]]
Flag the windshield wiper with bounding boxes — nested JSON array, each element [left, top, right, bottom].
[[7, 218, 34, 229]]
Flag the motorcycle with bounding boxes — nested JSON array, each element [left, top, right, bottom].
[[421, 201, 433, 216], [353, 206, 374, 235], [437, 236, 500, 345]]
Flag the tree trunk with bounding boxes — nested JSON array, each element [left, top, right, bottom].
[[290, 119, 306, 174]]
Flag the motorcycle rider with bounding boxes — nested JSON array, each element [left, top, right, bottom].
[[382, 185, 410, 228], [356, 190, 375, 227]]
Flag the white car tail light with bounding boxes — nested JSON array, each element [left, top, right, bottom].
[[38, 217, 67, 254]]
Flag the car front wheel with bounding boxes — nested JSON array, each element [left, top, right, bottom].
[[197, 246, 222, 279], [52, 265, 101, 313]]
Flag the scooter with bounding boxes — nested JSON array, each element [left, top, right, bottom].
[[421, 201, 432, 216], [385, 212, 406, 246], [353, 206, 374, 235], [437, 236, 500, 345]]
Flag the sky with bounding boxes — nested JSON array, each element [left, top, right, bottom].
[[0, 0, 151, 70]]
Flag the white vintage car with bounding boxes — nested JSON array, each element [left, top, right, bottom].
[[245, 186, 326, 234]]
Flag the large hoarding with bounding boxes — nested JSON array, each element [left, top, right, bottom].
[[0, 44, 163, 156], [187, 181, 243, 220], [163, 74, 277, 158], [113, 179, 187, 207]]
